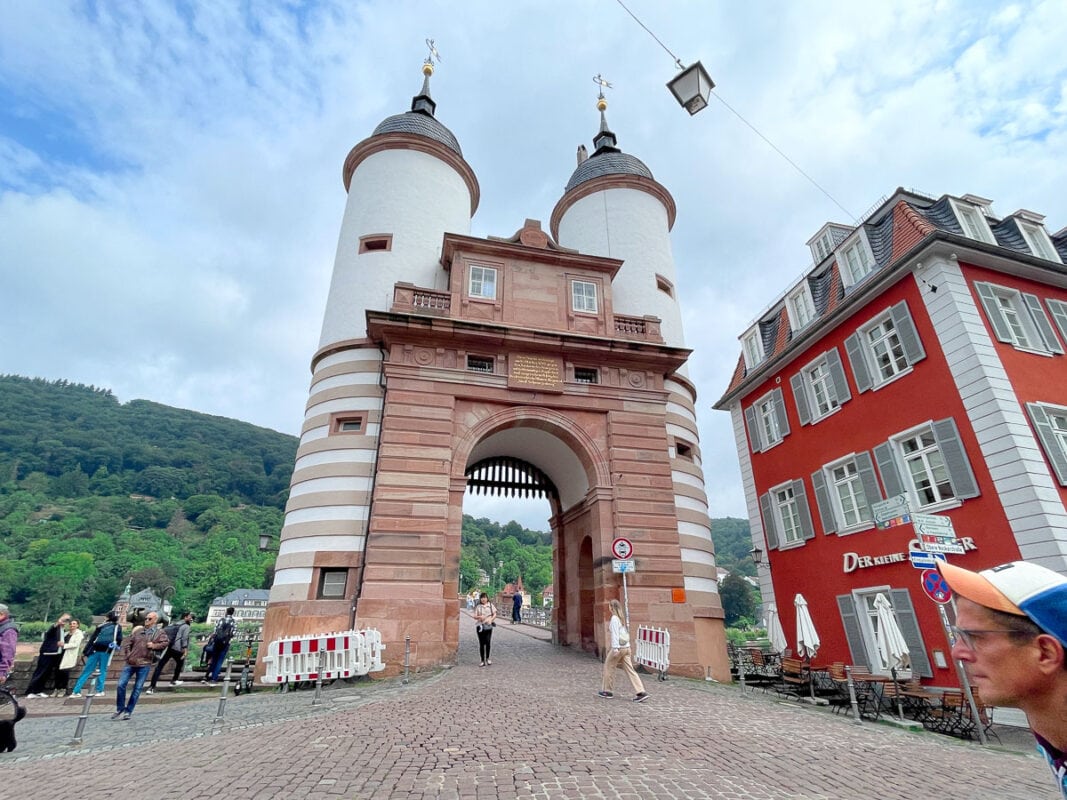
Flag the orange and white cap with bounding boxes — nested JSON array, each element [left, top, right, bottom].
[[937, 560, 1067, 647]]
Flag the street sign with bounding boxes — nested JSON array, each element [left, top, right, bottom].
[[909, 549, 947, 569], [873, 494, 911, 529], [921, 568, 953, 603], [611, 537, 634, 560], [913, 513, 955, 536], [920, 538, 966, 554], [612, 559, 636, 574]]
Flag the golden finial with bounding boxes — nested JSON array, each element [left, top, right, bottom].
[[593, 73, 613, 111], [424, 38, 441, 76]]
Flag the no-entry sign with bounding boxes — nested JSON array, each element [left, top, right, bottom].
[[611, 537, 634, 559]]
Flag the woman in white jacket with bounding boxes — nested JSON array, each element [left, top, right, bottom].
[[599, 599, 648, 702], [54, 619, 85, 697]]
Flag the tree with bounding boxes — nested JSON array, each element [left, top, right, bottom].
[[720, 571, 756, 627]]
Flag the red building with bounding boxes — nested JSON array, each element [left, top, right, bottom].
[[715, 189, 1067, 687]]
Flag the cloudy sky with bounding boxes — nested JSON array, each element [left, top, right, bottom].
[[3, 1, 1066, 530]]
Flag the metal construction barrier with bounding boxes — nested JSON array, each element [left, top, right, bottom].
[[261, 629, 386, 685], [635, 625, 670, 680]]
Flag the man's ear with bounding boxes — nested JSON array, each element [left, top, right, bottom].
[[1034, 634, 1066, 676]]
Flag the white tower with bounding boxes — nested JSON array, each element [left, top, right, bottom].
[[550, 96, 723, 654], [265, 61, 479, 637]]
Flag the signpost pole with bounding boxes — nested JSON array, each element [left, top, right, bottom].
[[622, 570, 630, 632], [937, 601, 988, 746]]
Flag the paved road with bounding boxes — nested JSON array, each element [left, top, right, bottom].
[[2, 616, 1056, 799]]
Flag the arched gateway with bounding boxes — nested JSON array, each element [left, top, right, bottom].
[[261, 61, 730, 681]]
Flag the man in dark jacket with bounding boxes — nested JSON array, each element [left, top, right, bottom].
[[112, 612, 169, 720], [25, 613, 70, 698], [71, 611, 123, 697], [147, 611, 194, 693]]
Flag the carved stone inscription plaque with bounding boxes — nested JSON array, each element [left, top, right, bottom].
[[509, 355, 563, 391]]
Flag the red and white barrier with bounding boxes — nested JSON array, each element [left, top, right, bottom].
[[635, 625, 670, 679], [261, 629, 386, 685]]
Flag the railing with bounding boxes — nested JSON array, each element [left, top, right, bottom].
[[392, 283, 451, 316], [519, 607, 551, 628], [413, 288, 450, 312], [635, 625, 670, 680], [261, 629, 386, 685], [613, 314, 663, 342]]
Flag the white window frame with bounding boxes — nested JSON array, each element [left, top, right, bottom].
[[468, 265, 497, 300], [975, 282, 1063, 355], [756, 393, 783, 448], [787, 284, 816, 331], [571, 280, 598, 313], [838, 233, 875, 288], [772, 482, 804, 547], [1025, 401, 1067, 486], [850, 586, 913, 677], [828, 457, 872, 532], [949, 199, 995, 244], [812, 231, 833, 262], [892, 423, 959, 511], [318, 569, 348, 599], [808, 358, 839, 419], [742, 328, 764, 370], [863, 313, 910, 384], [1018, 219, 1062, 263]]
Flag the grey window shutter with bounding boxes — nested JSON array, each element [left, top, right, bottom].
[[745, 405, 763, 453], [844, 332, 872, 393], [874, 442, 904, 499], [1047, 299, 1067, 344], [1026, 403, 1067, 486], [1023, 293, 1064, 354], [975, 282, 1013, 343], [890, 301, 926, 365], [855, 451, 883, 519], [793, 479, 816, 541], [888, 589, 933, 678], [811, 468, 837, 535], [791, 373, 812, 426], [760, 492, 780, 550], [826, 347, 851, 405], [931, 417, 980, 500], [836, 594, 869, 669], [773, 388, 790, 438]]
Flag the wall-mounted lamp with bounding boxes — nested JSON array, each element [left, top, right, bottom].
[[667, 61, 715, 115], [749, 545, 764, 566]]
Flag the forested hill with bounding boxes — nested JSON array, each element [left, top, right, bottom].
[[0, 375, 297, 507]]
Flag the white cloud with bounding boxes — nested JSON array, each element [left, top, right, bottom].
[[2, 0, 1065, 524]]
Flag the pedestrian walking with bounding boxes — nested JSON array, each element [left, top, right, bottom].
[[54, 619, 84, 697], [147, 611, 193, 693], [599, 598, 648, 702], [512, 590, 522, 624], [937, 560, 1067, 798], [203, 606, 237, 685], [25, 613, 71, 698], [112, 612, 169, 720], [71, 611, 123, 697], [473, 592, 497, 667], [0, 604, 17, 687]]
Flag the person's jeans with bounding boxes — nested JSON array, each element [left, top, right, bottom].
[[150, 648, 185, 688], [72, 651, 112, 694], [116, 664, 151, 714], [207, 643, 231, 681]]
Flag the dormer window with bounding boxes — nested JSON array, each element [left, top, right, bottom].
[[787, 283, 816, 331], [807, 223, 853, 264], [1016, 216, 1061, 263], [469, 265, 497, 299], [742, 328, 764, 370], [812, 232, 834, 262], [839, 233, 875, 288], [949, 199, 995, 245]]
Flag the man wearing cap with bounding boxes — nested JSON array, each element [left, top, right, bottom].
[[938, 560, 1067, 798]]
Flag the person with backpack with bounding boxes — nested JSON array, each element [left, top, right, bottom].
[[146, 611, 194, 694], [0, 604, 18, 686], [203, 607, 237, 686], [70, 611, 123, 697]]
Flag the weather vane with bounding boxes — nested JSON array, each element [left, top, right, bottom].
[[592, 73, 613, 95], [425, 38, 442, 67]]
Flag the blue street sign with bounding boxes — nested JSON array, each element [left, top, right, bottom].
[[909, 549, 947, 570]]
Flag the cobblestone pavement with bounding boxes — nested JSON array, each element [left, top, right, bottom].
[[2, 616, 1056, 799]]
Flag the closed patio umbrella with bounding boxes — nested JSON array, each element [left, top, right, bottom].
[[764, 604, 787, 655], [794, 594, 820, 700], [874, 592, 911, 720]]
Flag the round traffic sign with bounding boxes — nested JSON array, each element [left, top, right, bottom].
[[921, 568, 953, 604], [611, 537, 633, 560]]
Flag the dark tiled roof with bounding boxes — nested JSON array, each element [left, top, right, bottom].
[[1055, 233, 1067, 263], [372, 111, 463, 156], [808, 269, 836, 316], [916, 196, 963, 235], [565, 152, 653, 192], [867, 214, 895, 270], [989, 217, 1031, 254]]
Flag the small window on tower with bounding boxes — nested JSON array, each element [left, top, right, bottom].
[[359, 234, 393, 253], [656, 275, 675, 297], [331, 414, 364, 434], [675, 440, 693, 460], [467, 355, 495, 374], [574, 367, 599, 384], [318, 569, 348, 599]]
